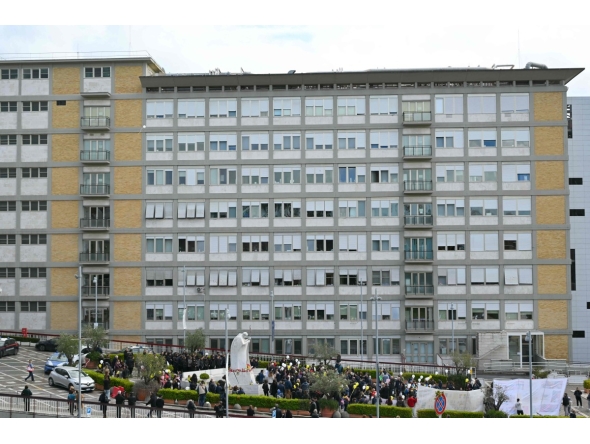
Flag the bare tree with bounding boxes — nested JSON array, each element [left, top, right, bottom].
[[483, 383, 509, 412], [451, 350, 477, 374]]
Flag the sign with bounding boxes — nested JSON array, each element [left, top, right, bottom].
[[86, 406, 92, 417], [21, 328, 28, 338], [434, 392, 447, 416]]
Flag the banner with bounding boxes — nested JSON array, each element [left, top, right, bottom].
[[417, 385, 485, 413], [493, 378, 568, 416]]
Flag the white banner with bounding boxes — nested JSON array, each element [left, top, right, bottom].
[[493, 378, 568, 417], [416, 385, 485, 413]]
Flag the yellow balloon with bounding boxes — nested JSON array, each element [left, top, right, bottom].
[[465, 378, 469, 382]]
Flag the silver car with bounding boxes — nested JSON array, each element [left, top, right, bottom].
[[48, 366, 95, 392]]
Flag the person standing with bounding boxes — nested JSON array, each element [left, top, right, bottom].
[[24, 360, 34, 382], [98, 391, 109, 418], [186, 398, 196, 418], [407, 393, 417, 417], [67, 387, 76, 415], [246, 405, 255, 417], [515, 398, 524, 415], [146, 391, 157, 417], [574, 387, 583, 407], [155, 394, 165, 418], [115, 390, 125, 418], [197, 380, 208, 407], [127, 391, 137, 418], [562, 392, 571, 416], [103, 369, 111, 398], [21, 385, 32, 412]]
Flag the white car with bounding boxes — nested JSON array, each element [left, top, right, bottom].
[[48, 366, 95, 392]]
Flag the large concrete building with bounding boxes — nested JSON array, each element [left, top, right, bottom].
[[0, 54, 582, 366]]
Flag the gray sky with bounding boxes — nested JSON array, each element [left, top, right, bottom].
[[1, 6, 588, 94]]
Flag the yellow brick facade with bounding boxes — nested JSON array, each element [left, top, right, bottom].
[[536, 231, 566, 260], [544, 335, 568, 360], [52, 101, 80, 128], [51, 302, 78, 330], [114, 100, 142, 128], [113, 268, 142, 296], [114, 166, 142, 195], [535, 161, 564, 190], [114, 65, 143, 94], [114, 234, 142, 262], [535, 195, 566, 225], [51, 167, 79, 195], [537, 265, 567, 295], [114, 200, 142, 228], [534, 127, 564, 156], [51, 234, 79, 262], [113, 302, 142, 330], [52, 67, 80, 95], [51, 201, 79, 229], [51, 134, 79, 162], [534, 92, 564, 121], [114, 132, 142, 161], [111, 335, 142, 343], [538, 300, 568, 329], [51, 267, 78, 296]]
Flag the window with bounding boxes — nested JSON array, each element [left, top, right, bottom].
[[146, 236, 173, 253], [500, 129, 530, 147], [503, 197, 531, 216], [242, 269, 270, 286], [1, 68, 18, 79], [470, 267, 499, 285], [147, 134, 173, 152], [209, 201, 237, 219], [178, 268, 205, 288], [568, 104, 573, 138], [241, 303, 269, 320], [470, 198, 498, 216], [178, 133, 205, 151], [0, 234, 15, 244], [306, 166, 333, 184], [21, 234, 46, 245], [338, 166, 366, 183], [505, 301, 533, 321], [305, 132, 333, 150], [337, 131, 366, 149], [242, 235, 269, 252], [273, 132, 301, 150], [340, 233, 368, 252], [570, 209, 585, 217], [467, 95, 496, 114], [23, 68, 48, 79], [436, 164, 464, 183], [468, 164, 497, 183], [0, 201, 16, 211], [21, 268, 47, 278], [21, 201, 47, 211], [437, 199, 465, 216], [274, 166, 301, 184], [242, 133, 269, 151], [83, 106, 110, 118], [373, 301, 400, 321], [438, 302, 466, 320], [308, 338, 335, 354], [470, 232, 498, 252], [274, 200, 301, 218], [210, 167, 237, 185], [437, 268, 466, 286], [403, 168, 432, 190], [370, 165, 398, 183], [372, 268, 400, 286], [370, 130, 398, 149], [307, 303, 335, 321], [178, 235, 205, 253], [20, 302, 47, 312], [146, 303, 173, 321], [471, 302, 499, 320], [178, 303, 205, 321], [0, 136, 16, 145], [147, 101, 173, 119], [209, 271, 238, 288], [502, 164, 530, 182], [21, 168, 47, 179], [84, 67, 110, 78], [435, 130, 464, 148], [178, 100, 205, 118], [274, 269, 303, 286], [402, 134, 431, 150], [145, 202, 173, 219], [503, 233, 532, 251], [241, 168, 269, 185], [306, 234, 334, 252], [274, 303, 302, 321], [337, 97, 365, 116], [339, 303, 364, 321], [371, 199, 398, 217], [339, 200, 366, 218], [178, 168, 205, 185], [370, 95, 397, 115], [241, 98, 269, 117], [22, 101, 48, 112], [210, 235, 237, 253], [305, 98, 333, 116], [504, 267, 533, 286], [145, 269, 173, 286], [177, 202, 205, 219], [468, 130, 497, 147], [371, 233, 399, 252], [405, 272, 434, 294], [210, 134, 237, 151], [147, 169, 173, 185], [570, 178, 583, 185], [242, 201, 269, 218], [274, 234, 302, 252], [571, 249, 576, 291], [0, 168, 16, 178], [0, 102, 17, 112], [437, 233, 465, 251], [0, 268, 16, 278], [83, 139, 109, 154], [306, 200, 333, 218], [272, 98, 301, 117], [500, 94, 529, 113], [0, 301, 15, 312], [435, 95, 463, 114]]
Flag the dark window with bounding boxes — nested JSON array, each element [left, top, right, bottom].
[[177, 86, 190, 92], [192, 86, 206, 92], [572, 331, 585, 338], [571, 249, 576, 291], [570, 209, 585, 216], [586, 302, 590, 309], [569, 178, 583, 185], [567, 104, 572, 139], [56, 100, 66, 106]]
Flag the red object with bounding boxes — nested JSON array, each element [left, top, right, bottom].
[[434, 393, 447, 415], [111, 386, 124, 397], [21, 328, 28, 338], [407, 396, 417, 408]]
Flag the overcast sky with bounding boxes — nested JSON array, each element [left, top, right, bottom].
[[1, 5, 588, 95]]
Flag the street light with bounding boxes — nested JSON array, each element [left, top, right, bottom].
[[181, 265, 186, 348], [526, 331, 533, 418], [451, 303, 455, 354], [370, 292, 382, 419], [358, 280, 365, 363], [270, 291, 274, 355], [74, 266, 82, 418], [225, 307, 229, 418], [92, 276, 98, 328]]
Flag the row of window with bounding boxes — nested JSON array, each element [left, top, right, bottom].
[[0, 201, 47, 211], [0, 67, 110, 79], [0, 301, 46, 312], [0, 168, 47, 179], [0, 235, 46, 245], [0, 268, 46, 278], [0, 101, 48, 112]]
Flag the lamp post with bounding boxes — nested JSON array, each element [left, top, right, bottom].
[[92, 276, 98, 328], [74, 266, 82, 418], [358, 280, 365, 363], [451, 303, 455, 354], [270, 290, 274, 355], [370, 292, 382, 418], [225, 307, 229, 418], [182, 265, 186, 348], [526, 331, 533, 418]]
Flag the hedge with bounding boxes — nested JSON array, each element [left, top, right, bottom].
[[484, 410, 508, 418], [85, 370, 134, 392], [403, 372, 448, 383], [418, 409, 484, 418], [510, 414, 569, 418], [157, 388, 219, 403], [347, 404, 413, 418], [13, 336, 40, 344], [584, 380, 590, 390]]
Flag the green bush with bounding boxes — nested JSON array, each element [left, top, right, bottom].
[[402, 372, 448, 383], [583, 380, 590, 390], [318, 398, 339, 411], [418, 409, 484, 418], [158, 390, 309, 411], [347, 404, 412, 418], [84, 370, 133, 392], [13, 336, 40, 344], [199, 373, 210, 380], [106, 353, 125, 362], [87, 351, 102, 363], [510, 414, 566, 418], [85, 370, 104, 386], [158, 388, 220, 404], [484, 409, 508, 418], [257, 360, 269, 369], [533, 369, 550, 379]]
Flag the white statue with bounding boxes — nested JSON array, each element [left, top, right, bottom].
[[230, 332, 251, 370]]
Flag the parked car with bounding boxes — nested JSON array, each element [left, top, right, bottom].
[[48, 366, 95, 392], [44, 352, 69, 374], [0, 337, 19, 357], [35, 338, 59, 352]]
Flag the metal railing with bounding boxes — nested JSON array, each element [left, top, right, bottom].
[[406, 285, 434, 296], [406, 320, 435, 331], [404, 180, 433, 192], [80, 185, 110, 195], [403, 145, 432, 157], [404, 250, 434, 261], [80, 150, 110, 161], [81, 116, 110, 128], [79, 253, 110, 262], [82, 286, 110, 297], [80, 218, 110, 229], [81, 321, 109, 330], [403, 111, 432, 122], [404, 215, 433, 226]]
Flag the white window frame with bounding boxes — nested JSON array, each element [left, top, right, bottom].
[[177, 202, 205, 219], [371, 233, 399, 252], [503, 233, 532, 251], [274, 200, 302, 218], [372, 268, 400, 286], [338, 269, 367, 286], [209, 235, 238, 253], [242, 201, 269, 219], [338, 166, 366, 183], [242, 235, 270, 252], [177, 100, 205, 118], [305, 132, 333, 150], [273, 98, 301, 117], [435, 130, 464, 148], [210, 167, 237, 185], [370, 130, 398, 149], [305, 98, 333, 117], [437, 199, 465, 217], [370, 96, 397, 116], [470, 267, 499, 286], [371, 199, 398, 217], [339, 233, 368, 252], [241, 167, 269, 185], [470, 198, 498, 216], [505, 301, 533, 320], [84, 67, 110, 78], [470, 232, 498, 252], [339, 200, 366, 218], [306, 302, 335, 321], [145, 201, 173, 219], [337, 131, 366, 149], [337, 97, 366, 116], [146, 236, 173, 253], [273, 166, 301, 184], [436, 233, 466, 251], [438, 302, 466, 320], [502, 163, 530, 182], [437, 268, 467, 286], [178, 168, 205, 186], [209, 201, 237, 219], [147, 168, 173, 186], [306, 166, 333, 184], [274, 234, 302, 252], [209, 99, 237, 118], [273, 132, 301, 150], [305, 200, 333, 218], [435, 95, 463, 114], [146, 303, 173, 321], [500, 93, 529, 114], [504, 267, 533, 286], [471, 301, 500, 320], [306, 269, 335, 286], [503, 197, 531, 216], [467, 94, 496, 114], [147, 134, 173, 152], [23, 68, 48, 79], [146, 101, 173, 119], [273, 269, 303, 287], [370, 165, 398, 183], [468, 164, 497, 183], [436, 164, 464, 183], [178, 235, 205, 253], [468, 129, 497, 148], [241, 98, 269, 117], [178, 133, 205, 152], [242, 133, 269, 151], [306, 234, 335, 252], [210, 134, 237, 151]]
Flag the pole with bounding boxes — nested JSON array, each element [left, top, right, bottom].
[[270, 291, 274, 355], [359, 281, 364, 364], [371, 292, 382, 419], [451, 303, 454, 354], [93, 276, 98, 328], [183, 265, 186, 348], [527, 331, 533, 418], [225, 308, 229, 418], [77, 265, 82, 418]]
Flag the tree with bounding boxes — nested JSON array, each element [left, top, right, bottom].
[[82, 324, 108, 351], [451, 350, 477, 374], [56, 334, 79, 366], [483, 384, 509, 412], [308, 369, 348, 399], [311, 341, 338, 366], [185, 328, 206, 353], [135, 353, 167, 385]]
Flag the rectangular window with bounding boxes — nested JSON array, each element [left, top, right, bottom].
[[305, 98, 333, 116], [0, 201, 16, 211], [21, 201, 47, 211], [471, 302, 500, 320], [178, 100, 205, 118], [274, 303, 302, 320], [435, 95, 463, 114], [242, 269, 271, 287], [500, 129, 530, 147], [338, 200, 366, 218], [146, 134, 173, 152], [146, 236, 173, 253], [209, 201, 237, 219], [470, 232, 498, 252], [210, 133, 237, 151], [84, 67, 110, 78], [241, 303, 270, 320], [21, 268, 47, 278], [209, 273, 238, 289], [210, 168, 237, 185], [274, 166, 301, 184], [337, 131, 366, 149], [178, 168, 205, 186], [306, 234, 334, 252], [21, 168, 48, 179], [274, 200, 301, 218], [371, 199, 398, 217], [436, 164, 464, 183], [338, 166, 366, 183], [569, 178, 583, 185], [437, 233, 466, 251], [307, 303, 335, 321], [337, 97, 366, 116], [502, 163, 530, 182], [468, 164, 497, 183], [305, 200, 333, 218], [210, 235, 237, 253], [0, 301, 16, 312], [147, 169, 173, 186], [21, 134, 48, 145], [438, 302, 466, 320], [273, 132, 301, 150], [274, 269, 303, 287], [242, 133, 269, 151], [370, 96, 397, 115], [22, 101, 48, 112], [241, 98, 269, 117], [146, 303, 173, 321], [504, 267, 533, 286], [371, 233, 399, 252], [437, 199, 465, 217], [23, 68, 48, 79], [467, 95, 496, 114], [20, 302, 47, 312], [339, 233, 368, 252], [242, 201, 270, 218], [0, 268, 16, 278], [571, 249, 576, 291], [435, 129, 464, 148], [242, 235, 269, 252], [274, 234, 302, 252], [570, 209, 585, 217], [83, 106, 110, 118], [178, 236, 205, 253], [370, 165, 398, 183], [146, 101, 173, 119], [437, 268, 466, 286], [273, 98, 301, 117], [177, 202, 205, 219], [503, 197, 531, 216], [145, 202, 173, 220], [500, 94, 529, 113], [470, 198, 498, 216], [1, 68, 18, 79], [21, 234, 47, 245], [503, 233, 532, 251], [372, 268, 400, 286], [145, 269, 174, 287], [305, 166, 333, 184], [305, 132, 333, 150], [178, 303, 204, 321], [0, 234, 16, 245], [0, 136, 17, 145], [0, 102, 17, 112], [468, 129, 497, 148], [370, 130, 398, 149], [470, 268, 499, 286], [0, 168, 17, 178], [178, 133, 205, 151]]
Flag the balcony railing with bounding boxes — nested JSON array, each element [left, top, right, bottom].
[[404, 250, 434, 261], [80, 116, 110, 128], [403, 145, 432, 157], [80, 150, 110, 162], [406, 285, 434, 296], [404, 215, 433, 226], [80, 218, 110, 229], [406, 320, 434, 331], [81, 321, 110, 330], [80, 185, 110, 195], [404, 181, 433, 192], [79, 253, 110, 262], [82, 286, 110, 297], [403, 111, 431, 122]]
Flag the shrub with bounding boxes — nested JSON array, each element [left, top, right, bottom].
[[347, 404, 412, 418], [158, 390, 310, 411], [106, 353, 125, 362], [85, 370, 104, 386], [532, 369, 551, 379], [484, 409, 508, 418], [258, 360, 269, 369], [318, 398, 339, 411], [158, 388, 220, 404], [402, 372, 448, 384], [584, 379, 590, 390], [84, 370, 133, 392], [418, 409, 484, 418], [509, 415, 564, 418], [87, 351, 102, 363], [13, 336, 40, 344], [199, 373, 210, 380]]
